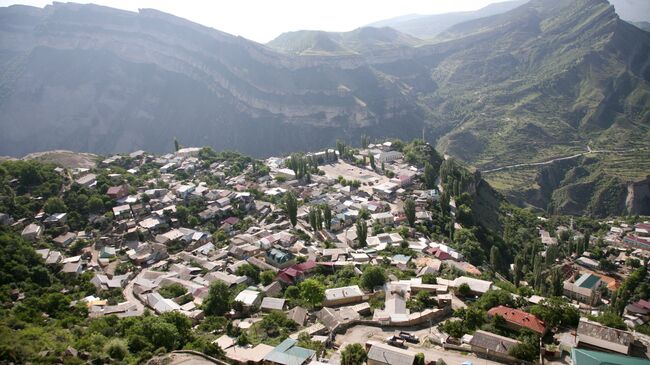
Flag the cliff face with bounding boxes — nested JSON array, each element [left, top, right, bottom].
[[0, 3, 424, 156], [1, 1, 649, 216], [626, 177, 650, 215]]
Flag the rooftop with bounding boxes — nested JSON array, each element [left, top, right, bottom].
[[264, 338, 315, 365]]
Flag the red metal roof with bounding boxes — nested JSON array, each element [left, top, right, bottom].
[[487, 305, 546, 334]]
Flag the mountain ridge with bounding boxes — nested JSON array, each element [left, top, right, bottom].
[[266, 27, 423, 56], [0, 0, 649, 216]]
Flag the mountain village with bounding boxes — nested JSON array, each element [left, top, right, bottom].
[[2, 140, 649, 365]]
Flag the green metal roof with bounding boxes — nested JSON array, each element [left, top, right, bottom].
[[575, 273, 600, 289], [264, 338, 315, 365], [572, 348, 650, 365]]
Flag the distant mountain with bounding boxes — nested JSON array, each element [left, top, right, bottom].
[[0, 0, 649, 216], [266, 27, 422, 56], [367, 0, 528, 39], [607, 0, 650, 23], [368, 0, 649, 39], [631, 21, 650, 32]]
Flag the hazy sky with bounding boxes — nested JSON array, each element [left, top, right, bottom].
[[0, 0, 505, 43]]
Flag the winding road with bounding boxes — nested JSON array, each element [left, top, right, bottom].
[[123, 271, 146, 316], [481, 145, 650, 174]]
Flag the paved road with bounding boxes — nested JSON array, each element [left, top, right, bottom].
[[123, 271, 146, 315], [332, 325, 502, 365]]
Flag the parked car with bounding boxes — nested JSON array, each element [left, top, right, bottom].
[[386, 335, 407, 348], [397, 331, 419, 343]]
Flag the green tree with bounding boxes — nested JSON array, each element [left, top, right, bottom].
[[323, 205, 332, 230], [369, 154, 376, 170], [361, 135, 369, 149], [284, 285, 300, 299], [284, 191, 298, 227], [309, 206, 318, 231], [341, 343, 367, 365], [236, 264, 260, 283], [300, 279, 325, 308], [203, 281, 231, 316], [176, 205, 189, 224], [159, 283, 188, 299], [260, 270, 275, 286], [513, 255, 524, 287], [104, 338, 129, 360], [530, 297, 579, 328], [548, 268, 563, 297], [360, 265, 386, 290], [43, 196, 67, 214], [415, 353, 425, 365], [161, 311, 193, 346], [490, 246, 500, 272], [424, 162, 437, 189], [336, 140, 346, 159], [457, 283, 472, 297], [174, 137, 180, 152], [453, 228, 485, 266], [404, 198, 416, 227], [508, 336, 539, 362], [475, 290, 514, 311], [421, 273, 437, 284], [356, 219, 368, 247], [86, 196, 104, 213]]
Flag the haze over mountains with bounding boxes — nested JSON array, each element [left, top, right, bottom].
[[365, 0, 650, 39], [0, 0, 649, 215]]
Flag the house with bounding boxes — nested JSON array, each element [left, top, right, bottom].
[[91, 274, 130, 291], [175, 184, 196, 199], [99, 246, 117, 259], [487, 306, 547, 335], [107, 185, 129, 200], [451, 277, 493, 296], [323, 285, 365, 307], [264, 338, 315, 365], [147, 292, 181, 313], [75, 173, 97, 188], [375, 151, 403, 163], [367, 233, 403, 250], [221, 216, 240, 232], [287, 306, 308, 326], [540, 229, 558, 245], [372, 182, 399, 198], [576, 256, 600, 269], [267, 248, 296, 269], [204, 271, 248, 287], [61, 261, 84, 275], [112, 204, 132, 219], [260, 297, 287, 312], [366, 341, 417, 365], [37, 248, 63, 265], [622, 235, 650, 251], [577, 318, 634, 355], [226, 343, 275, 365], [371, 212, 394, 226], [234, 289, 262, 309], [53, 232, 77, 246], [625, 299, 650, 322], [564, 273, 602, 305], [277, 261, 317, 285], [571, 348, 650, 365], [21, 223, 42, 241], [469, 330, 521, 364], [44, 213, 67, 226]]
